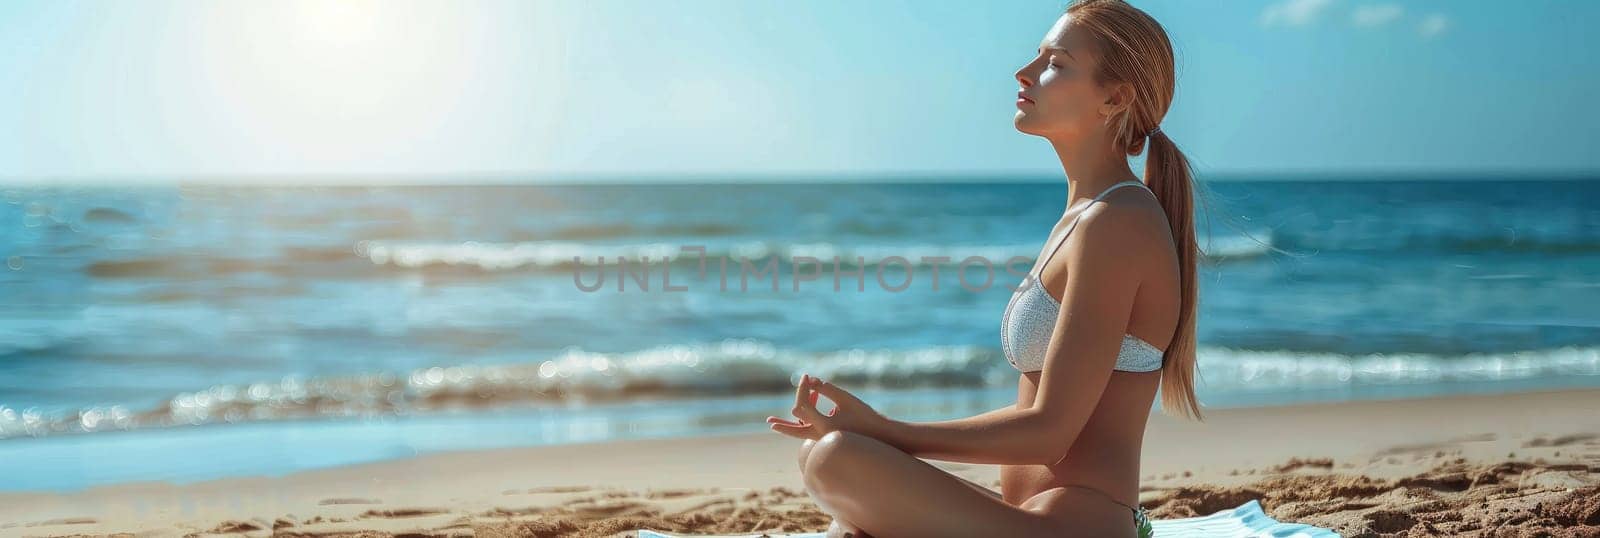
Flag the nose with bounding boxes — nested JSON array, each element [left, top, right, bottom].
[[1015, 65, 1034, 89]]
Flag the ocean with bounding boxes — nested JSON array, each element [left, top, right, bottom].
[[1, 177, 1597, 491]]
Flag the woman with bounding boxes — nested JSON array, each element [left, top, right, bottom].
[[764, 1, 1201, 536]]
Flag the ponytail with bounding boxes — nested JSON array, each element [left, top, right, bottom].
[[1144, 130, 1202, 421]]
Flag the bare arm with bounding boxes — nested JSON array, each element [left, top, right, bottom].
[[878, 404, 1057, 465], [875, 207, 1146, 466]]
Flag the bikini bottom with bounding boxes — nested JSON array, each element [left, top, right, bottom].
[[1057, 484, 1152, 538]]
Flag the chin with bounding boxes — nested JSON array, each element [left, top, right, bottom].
[[1012, 117, 1042, 136]]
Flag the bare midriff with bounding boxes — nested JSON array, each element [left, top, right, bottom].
[[999, 370, 1159, 511]]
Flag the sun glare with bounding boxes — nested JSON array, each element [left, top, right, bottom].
[[293, 0, 383, 49]]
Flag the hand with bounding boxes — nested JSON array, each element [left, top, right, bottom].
[[766, 374, 888, 441]]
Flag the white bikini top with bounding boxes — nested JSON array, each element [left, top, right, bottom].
[[1001, 179, 1166, 373]]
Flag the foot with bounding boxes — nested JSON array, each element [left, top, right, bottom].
[[825, 518, 873, 538]]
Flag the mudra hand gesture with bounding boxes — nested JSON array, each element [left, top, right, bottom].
[[766, 374, 889, 441]]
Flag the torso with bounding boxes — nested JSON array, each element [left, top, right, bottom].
[[997, 183, 1180, 512]]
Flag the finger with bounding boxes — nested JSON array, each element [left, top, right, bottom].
[[808, 378, 863, 408], [793, 374, 812, 411], [791, 399, 827, 426], [790, 375, 830, 425], [769, 421, 813, 440], [767, 416, 806, 428], [808, 387, 840, 417]]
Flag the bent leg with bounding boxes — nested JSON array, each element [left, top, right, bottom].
[[800, 430, 1062, 538], [799, 438, 873, 537], [801, 437, 999, 501], [952, 472, 1004, 500]]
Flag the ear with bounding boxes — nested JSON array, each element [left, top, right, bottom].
[[1098, 82, 1135, 119]]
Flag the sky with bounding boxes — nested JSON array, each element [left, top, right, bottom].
[[0, 0, 1595, 182]]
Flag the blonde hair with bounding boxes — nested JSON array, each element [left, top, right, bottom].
[[1065, 0, 1203, 420]]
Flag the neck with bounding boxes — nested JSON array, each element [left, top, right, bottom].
[[1048, 134, 1140, 210]]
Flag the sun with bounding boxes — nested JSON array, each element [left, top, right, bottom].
[[293, 0, 383, 50]]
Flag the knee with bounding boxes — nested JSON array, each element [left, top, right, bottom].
[[796, 438, 818, 472], [801, 430, 863, 485]]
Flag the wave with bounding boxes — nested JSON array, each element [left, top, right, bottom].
[[0, 341, 1003, 440], [80, 226, 1600, 283], [1, 341, 1595, 441], [356, 239, 1282, 274], [77, 229, 1600, 283], [1201, 231, 1275, 261], [1192, 226, 1600, 258], [81, 241, 1059, 280], [82, 232, 1283, 281], [1194, 345, 1600, 391], [509, 222, 748, 241], [357, 240, 1047, 272], [1271, 231, 1600, 256]]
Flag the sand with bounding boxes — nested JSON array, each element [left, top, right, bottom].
[[1, 388, 1598, 537]]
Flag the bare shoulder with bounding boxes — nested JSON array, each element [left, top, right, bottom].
[[1062, 188, 1174, 272]]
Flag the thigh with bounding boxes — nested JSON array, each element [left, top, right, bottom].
[[800, 430, 1059, 538], [1020, 487, 1139, 538], [951, 472, 1004, 501], [802, 437, 1000, 502]]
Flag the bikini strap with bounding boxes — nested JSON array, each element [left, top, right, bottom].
[[1032, 180, 1149, 276], [1090, 179, 1149, 203]]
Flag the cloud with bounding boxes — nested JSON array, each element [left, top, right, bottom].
[[1351, 4, 1403, 27], [1418, 13, 1449, 38], [1260, 0, 1335, 28], [1262, 0, 1450, 41]]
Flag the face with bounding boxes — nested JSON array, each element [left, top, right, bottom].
[[1014, 13, 1128, 141]]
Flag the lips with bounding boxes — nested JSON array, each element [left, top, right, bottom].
[[1016, 91, 1033, 103]]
